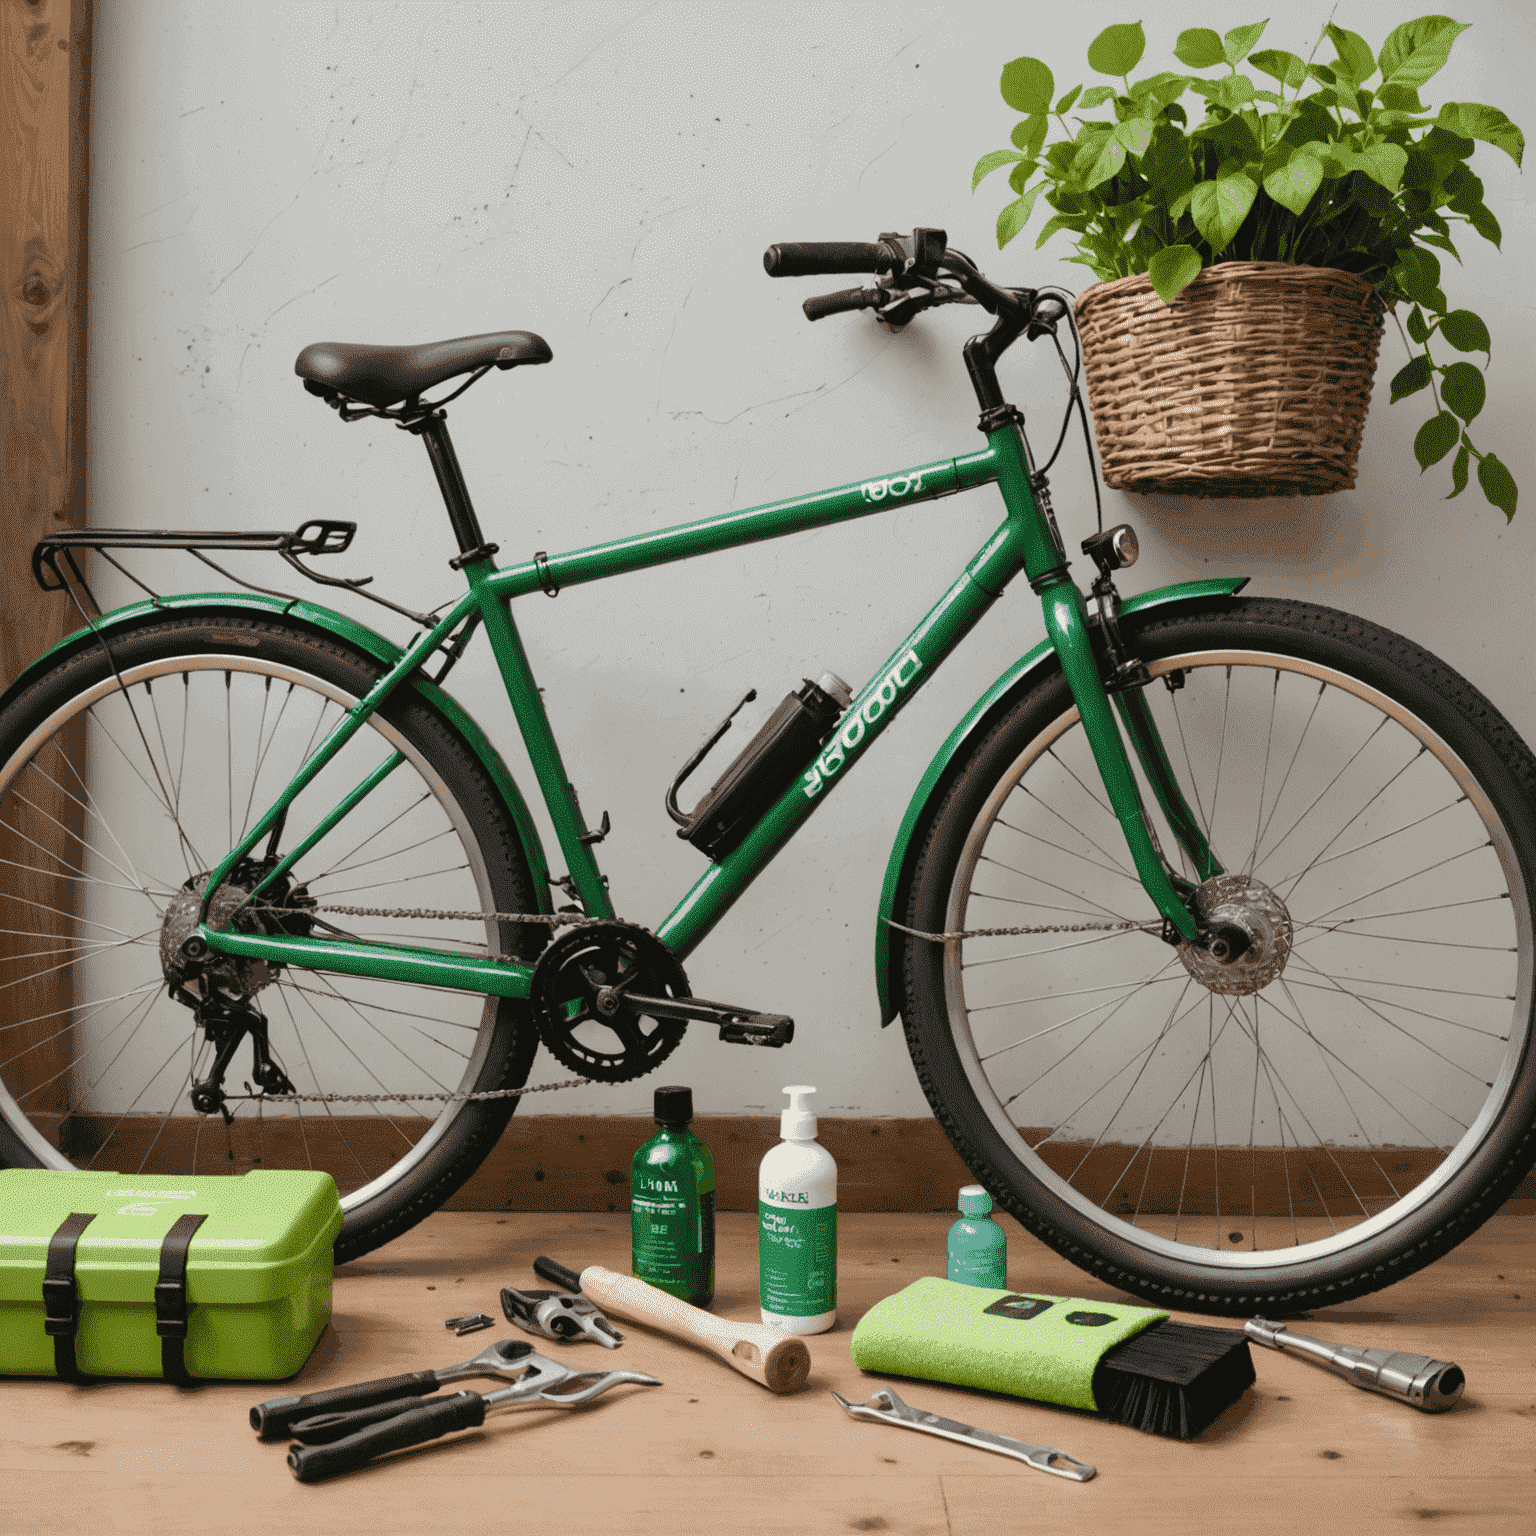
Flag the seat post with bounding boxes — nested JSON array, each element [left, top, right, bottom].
[[413, 412, 495, 562]]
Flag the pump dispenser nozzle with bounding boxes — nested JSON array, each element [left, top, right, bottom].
[[780, 1085, 818, 1140]]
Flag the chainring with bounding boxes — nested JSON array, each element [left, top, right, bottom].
[[529, 921, 691, 1083]]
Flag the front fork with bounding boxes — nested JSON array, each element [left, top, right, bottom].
[[1036, 573, 1206, 944]]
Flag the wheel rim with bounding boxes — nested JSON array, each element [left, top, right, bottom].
[[943, 649, 1533, 1272], [0, 652, 511, 1212]]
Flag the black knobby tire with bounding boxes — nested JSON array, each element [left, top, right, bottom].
[[900, 597, 1536, 1312], [0, 615, 544, 1263]]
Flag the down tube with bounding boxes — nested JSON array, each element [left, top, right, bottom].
[[657, 565, 1004, 960]]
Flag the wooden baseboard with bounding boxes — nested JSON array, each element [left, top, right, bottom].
[[448, 1114, 1536, 1212]]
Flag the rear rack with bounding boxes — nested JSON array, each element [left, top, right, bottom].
[[31, 520, 437, 630]]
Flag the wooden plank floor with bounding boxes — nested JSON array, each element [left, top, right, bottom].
[[1, 1204, 1531, 1535]]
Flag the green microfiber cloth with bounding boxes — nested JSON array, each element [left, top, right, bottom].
[[850, 1277, 1167, 1412]]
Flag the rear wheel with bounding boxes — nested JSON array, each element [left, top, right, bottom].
[[0, 615, 545, 1261], [901, 598, 1536, 1311]]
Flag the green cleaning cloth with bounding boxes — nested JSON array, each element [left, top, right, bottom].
[[849, 1277, 1168, 1412]]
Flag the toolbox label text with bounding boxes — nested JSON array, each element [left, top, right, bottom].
[[801, 651, 922, 799], [108, 1188, 195, 1200]]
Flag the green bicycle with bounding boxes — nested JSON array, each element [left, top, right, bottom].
[[2, 230, 1532, 1313]]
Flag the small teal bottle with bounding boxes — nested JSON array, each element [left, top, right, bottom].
[[630, 1085, 715, 1307], [947, 1184, 1007, 1288]]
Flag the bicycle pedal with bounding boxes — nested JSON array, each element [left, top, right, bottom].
[[718, 1012, 794, 1048]]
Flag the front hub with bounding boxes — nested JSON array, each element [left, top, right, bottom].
[[1178, 874, 1294, 996]]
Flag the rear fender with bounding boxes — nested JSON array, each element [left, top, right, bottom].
[[0, 591, 553, 905], [874, 577, 1248, 1026]]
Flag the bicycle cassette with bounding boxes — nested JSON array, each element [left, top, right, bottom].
[[529, 921, 690, 1083]]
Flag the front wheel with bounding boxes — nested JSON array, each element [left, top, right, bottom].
[[0, 615, 545, 1262], [901, 597, 1536, 1312]]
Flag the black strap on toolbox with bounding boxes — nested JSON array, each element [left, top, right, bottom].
[[156, 1213, 208, 1387], [44, 1212, 97, 1383]]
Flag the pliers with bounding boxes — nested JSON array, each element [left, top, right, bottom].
[[250, 1338, 659, 1480]]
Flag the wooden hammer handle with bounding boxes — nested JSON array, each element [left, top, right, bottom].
[[576, 1265, 811, 1395]]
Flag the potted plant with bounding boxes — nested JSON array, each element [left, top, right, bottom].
[[975, 15, 1522, 515]]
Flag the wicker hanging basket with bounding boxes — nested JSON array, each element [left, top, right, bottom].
[[1074, 262, 1386, 498]]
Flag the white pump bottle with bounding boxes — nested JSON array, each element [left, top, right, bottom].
[[757, 1085, 837, 1334]]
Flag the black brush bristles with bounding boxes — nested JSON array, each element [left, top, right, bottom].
[[1091, 1321, 1255, 1439]]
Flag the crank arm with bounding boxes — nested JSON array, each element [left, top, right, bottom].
[[622, 992, 794, 1047]]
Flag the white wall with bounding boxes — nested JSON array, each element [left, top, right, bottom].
[[86, 0, 1534, 1118]]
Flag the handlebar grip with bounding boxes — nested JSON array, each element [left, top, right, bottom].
[[287, 1391, 487, 1482], [763, 241, 889, 278], [249, 1371, 440, 1439], [802, 288, 879, 322]]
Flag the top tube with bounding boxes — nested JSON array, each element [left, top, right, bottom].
[[484, 448, 1001, 600]]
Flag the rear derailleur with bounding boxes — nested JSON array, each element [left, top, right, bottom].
[[185, 996, 294, 1122]]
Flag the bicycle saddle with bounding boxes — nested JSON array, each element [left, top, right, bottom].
[[295, 330, 552, 409]]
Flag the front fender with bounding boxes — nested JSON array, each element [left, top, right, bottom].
[[874, 577, 1248, 1026], [1, 591, 553, 906]]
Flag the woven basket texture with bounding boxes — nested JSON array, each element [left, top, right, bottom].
[[1074, 262, 1385, 498]]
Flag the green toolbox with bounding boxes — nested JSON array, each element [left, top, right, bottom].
[[0, 1168, 342, 1383]]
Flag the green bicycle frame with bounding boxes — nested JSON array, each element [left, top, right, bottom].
[[195, 421, 1202, 998]]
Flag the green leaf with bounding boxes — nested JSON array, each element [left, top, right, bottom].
[[1087, 22, 1145, 78], [1440, 361, 1486, 422], [1378, 16, 1470, 91], [1190, 167, 1258, 253], [1447, 442, 1470, 499], [1082, 134, 1128, 189], [1224, 20, 1268, 65], [1414, 411, 1460, 470], [1375, 84, 1424, 113], [1079, 85, 1117, 108], [1417, 230, 1462, 259], [1011, 114, 1049, 158], [1008, 160, 1032, 193], [1174, 28, 1225, 69], [1438, 309, 1491, 356], [973, 149, 1024, 190], [1358, 142, 1408, 192], [1389, 354, 1432, 401], [1395, 246, 1443, 307], [1210, 74, 1257, 111], [1477, 453, 1518, 520], [1466, 202, 1502, 248], [996, 185, 1042, 248], [1035, 211, 1088, 249], [1326, 22, 1376, 84], [1406, 306, 1430, 344], [1148, 244, 1203, 305], [1249, 49, 1306, 89], [1130, 71, 1191, 108], [1054, 84, 1083, 114], [1113, 117, 1154, 157], [1001, 56, 1055, 114], [1263, 145, 1323, 215], [1437, 103, 1525, 167]]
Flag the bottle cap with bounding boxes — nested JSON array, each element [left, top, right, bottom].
[[653, 1085, 693, 1126], [958, 1184, 992, 1216], [780, 1084, 818, 1140]]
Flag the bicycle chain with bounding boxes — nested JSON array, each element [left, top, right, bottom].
[[232, 903, 1155, 1105]]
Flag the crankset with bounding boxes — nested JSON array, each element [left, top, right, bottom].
[[529, 922, 693, 1082], [528, 921, 796, 1081]]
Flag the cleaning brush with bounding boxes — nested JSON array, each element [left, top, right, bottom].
[[850, 1278, 1253, 1441]]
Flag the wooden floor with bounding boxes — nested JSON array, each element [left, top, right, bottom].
[[2, 1204, 1531, 1535]]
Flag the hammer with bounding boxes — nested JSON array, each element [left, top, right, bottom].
[[534, 1255, 811, 1395]]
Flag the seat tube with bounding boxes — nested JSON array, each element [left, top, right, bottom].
[[464, 563, 615, 920], [990, 424, 1198, 942]]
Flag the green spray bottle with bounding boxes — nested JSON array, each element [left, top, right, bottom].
[[630, 1085, 716, 1307]]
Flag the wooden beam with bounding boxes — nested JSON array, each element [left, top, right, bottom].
[[0, 0, 92, 1110]]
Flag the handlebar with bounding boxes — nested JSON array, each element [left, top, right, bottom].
[[763, 242, 894, 278], [802, 288, 883, 322]]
